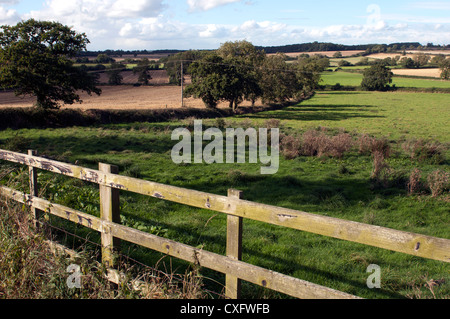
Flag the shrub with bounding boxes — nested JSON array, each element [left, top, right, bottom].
[[408, 168, 423, 195], [280, 134, 301, 159], [358, 134, 391, 158], [300, 130, 353, 159], [370, 151, 390, 185], [361, 64, 394, 91], [328, 133, 354, 159], [402, 139, 446, 164], [300, 130, 330, 157], [427, 170, 450, 197], [265, 118, 281, 129]]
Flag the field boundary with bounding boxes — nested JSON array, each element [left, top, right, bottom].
[[1, 148, 449, 299], [0, 95, 311, 131]]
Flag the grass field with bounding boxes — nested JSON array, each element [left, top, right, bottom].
[[243, 91, 450, 143], [321, 71, 450, 88], [1, 90, 448, 299]]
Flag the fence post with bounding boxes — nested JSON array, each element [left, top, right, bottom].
[[99, 163, 121, 269], [28, 150, 41, 229], [225, 189, 243, 299]]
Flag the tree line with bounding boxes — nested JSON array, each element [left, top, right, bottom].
[[163, 41, 328, 110], [1, 19, 448, 110]]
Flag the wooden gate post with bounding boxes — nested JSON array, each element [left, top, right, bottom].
[[28, 150, 41, 229], [225, 189, 243, 299], [99, 163, 121, 268]]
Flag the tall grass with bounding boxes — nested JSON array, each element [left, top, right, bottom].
[[0, 173, 207, 299]]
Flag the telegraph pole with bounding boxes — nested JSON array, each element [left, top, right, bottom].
[[181, 61, 184, 107]]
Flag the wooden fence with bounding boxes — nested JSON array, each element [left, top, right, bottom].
[[0, 148, 449, 299]]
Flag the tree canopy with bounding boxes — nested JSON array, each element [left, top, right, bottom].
[[184, 41, 322, 110], [361, 63, 393, 91], [0, 19, 101, 109], [439, 58, 450, 80]]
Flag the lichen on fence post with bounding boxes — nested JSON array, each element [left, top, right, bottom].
[[99, 163, 121, 268], [225, 189, 243, 299]]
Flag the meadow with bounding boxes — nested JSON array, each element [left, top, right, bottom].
[[321, 70, 450, 89], [1, 88, 449, 299]]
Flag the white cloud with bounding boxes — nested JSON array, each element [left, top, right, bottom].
[[412, 2, 450, 10], [187, 0, 241, 12], [0, 5, 18, 24], [1, 0, 450, 50]]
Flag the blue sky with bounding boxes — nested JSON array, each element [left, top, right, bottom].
[[1, 0, 449, 50]]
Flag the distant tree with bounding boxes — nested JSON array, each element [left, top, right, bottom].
[[163, 50, 206, 85], [184, 54, 229, 108], [185, 41, 321, 109], [361, 63, 393, 91], [355, 57, 370, 66], [133, 58, 152, 85], [107, 63, 125, 85], [439, 59, 450, 80], [259, 53, 299, 104], [297, 55, 330, 71], [400, 57, 416, 69], [217, 40, 265, 109], [95, 53, 115, 64], [0, 19, 101, 109], [338, 60, 353, 67], [413, 53, 430, 68], [333, 51, 343, 58], [430, 54, 446, 66]]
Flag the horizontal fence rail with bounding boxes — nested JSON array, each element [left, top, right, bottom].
[[1, 148, 449, 299], [0, 185, 358, 299]]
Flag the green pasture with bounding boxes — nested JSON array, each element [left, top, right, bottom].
[[321, 71, 450, 89], [244, 91, 449, 143], [0, 90, 448, 299]]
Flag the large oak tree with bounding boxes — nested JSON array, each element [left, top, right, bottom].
[[0, 19, 101, 109]]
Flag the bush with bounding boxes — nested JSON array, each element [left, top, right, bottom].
[[328, 133, 353, 159], [402, 139, 446, 164], [280, 134, 301, 159], [300, 130, 353, 159], [361, 64, 393, 91], [407, 168, 423, 195], [358, 134, 391, 158], [371, 151, 390, 181], [301, 130, 329, 157], [427, 170, 450, 197]]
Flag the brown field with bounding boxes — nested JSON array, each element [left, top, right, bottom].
[[367, 53, 416, 60], [269, 50, 365, 58], [97, 70, 173, 85], [0, 85, 262, 110], [406, 50, 450, 56], [391, 68, 442, 78]]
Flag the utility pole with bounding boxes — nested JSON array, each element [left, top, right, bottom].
[[181, 61, 184, 108]]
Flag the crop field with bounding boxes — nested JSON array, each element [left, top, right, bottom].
[[0, 84, 262, 110], [391, 68, 441, 78], [1, 87, 449, 299], [269, 50, 365, 58]]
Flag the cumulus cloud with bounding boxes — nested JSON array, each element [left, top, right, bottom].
[[187, 0, 241, 12], [1, 0, 449, 50], [0, 5, 18, 24]]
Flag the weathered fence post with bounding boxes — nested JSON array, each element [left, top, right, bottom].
[[225, 189, 243, 299], [28, 150, 41, 229], [99, 163, 121, 268]]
